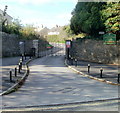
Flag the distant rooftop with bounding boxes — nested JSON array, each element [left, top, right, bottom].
[[49, 26, 63, 32], [0, 9, 13, 24]]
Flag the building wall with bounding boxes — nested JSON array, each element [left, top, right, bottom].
[[48, 32, 60, 35]]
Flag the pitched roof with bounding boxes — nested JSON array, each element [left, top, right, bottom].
[[0, 9, 13, 19], [49, 26, 63, 32], [39, 27, 50, 36]]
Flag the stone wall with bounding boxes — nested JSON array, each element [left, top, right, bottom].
[[72, 39, 119, 65], [1, 32, 49, 57], [1, 32, 20, 57]]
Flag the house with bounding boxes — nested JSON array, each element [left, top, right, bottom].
[[0, 9, 13, 24], [39, 27, 49, 36], [48, 26, 63, 35]]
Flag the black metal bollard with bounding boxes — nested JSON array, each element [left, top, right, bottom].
[[118, 73, 120, 83], [15, 67, 17, 77], [75, 59, 77, 67], [30, 55, 31, 59], [20, 60, 22, 70], [27, 65, 29, 74], [71, 57, 73, 65], [20, 58, 22, 63], [88, 64, 90, 73], [9, 69, 12, 82], [100, 68, 103, 78], [18, 63, 21, 73], [25, 53, 27, 60], [69, 55, 71, 60]]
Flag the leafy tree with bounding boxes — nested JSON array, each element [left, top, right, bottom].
[[101, 2, 120, 34], [70, 2, 106, 36], [63, 25, 73, 36], [2, 18, 22, 35], [20, 24, 40, 40]]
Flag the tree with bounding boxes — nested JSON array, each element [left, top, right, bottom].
[[20, 24, 39, 40], [70, 2, 106, 36], [2, 18, 22, 35], [101, 2, 120, 34], [63, 25, 73, 36]]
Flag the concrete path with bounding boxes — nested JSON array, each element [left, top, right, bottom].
[[1, 43, 65, 93], [2, 55, 118, 110]]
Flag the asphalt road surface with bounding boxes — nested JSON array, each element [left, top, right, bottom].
[[2, 53, 119, 111]]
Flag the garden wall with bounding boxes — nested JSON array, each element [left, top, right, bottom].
[[1, 32, 20, 57], [72, 39, 120, 65], [1, 32, 48, 57]]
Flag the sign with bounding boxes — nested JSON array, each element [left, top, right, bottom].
[[46, 44, 53, 49], [33, 40, 39, 57], [103, 33, 116, 45], [19, 41, 24, 54], [33, 40, 38, 48], [66, 40, 71, 48], [99, 31, 105, 35]]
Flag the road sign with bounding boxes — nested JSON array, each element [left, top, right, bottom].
[[46, 44, 53, 49], [33, 40, 39, 57], [19, 41, 24, 54], [66, 40, 71, 48], [99, 31, 105, 35], [103, 33, 116, 45]]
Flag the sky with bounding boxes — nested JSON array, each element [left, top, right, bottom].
[[0, 0, 78, 28]]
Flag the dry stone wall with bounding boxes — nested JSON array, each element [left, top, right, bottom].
[[72, 39, 119, 65], [1, 32, 20, 57], [1, 32, 47, 57]]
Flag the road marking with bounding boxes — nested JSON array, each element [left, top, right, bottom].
[[2, 98, 119, 111]]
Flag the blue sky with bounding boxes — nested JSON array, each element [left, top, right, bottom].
[[0, 0, 77, 28]]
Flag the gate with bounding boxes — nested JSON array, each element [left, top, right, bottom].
[[49, 42, 65, 56], [38, 41, 65, 57]]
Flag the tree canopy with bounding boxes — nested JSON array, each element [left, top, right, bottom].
[[102, 2, 120, 34], [70, 2, 106, 36], [70, 2, 120, 37]]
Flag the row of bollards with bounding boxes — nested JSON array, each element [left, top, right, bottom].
[[87, 64, 103, 78], [9, 58, 23, 82], [22, 53, 28, 61], [87, 64, 119, 83], [68, 57, 120, 83], [68, 57, 78, 67]]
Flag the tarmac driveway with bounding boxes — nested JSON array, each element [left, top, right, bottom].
[[2, 55, 118, 109]]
